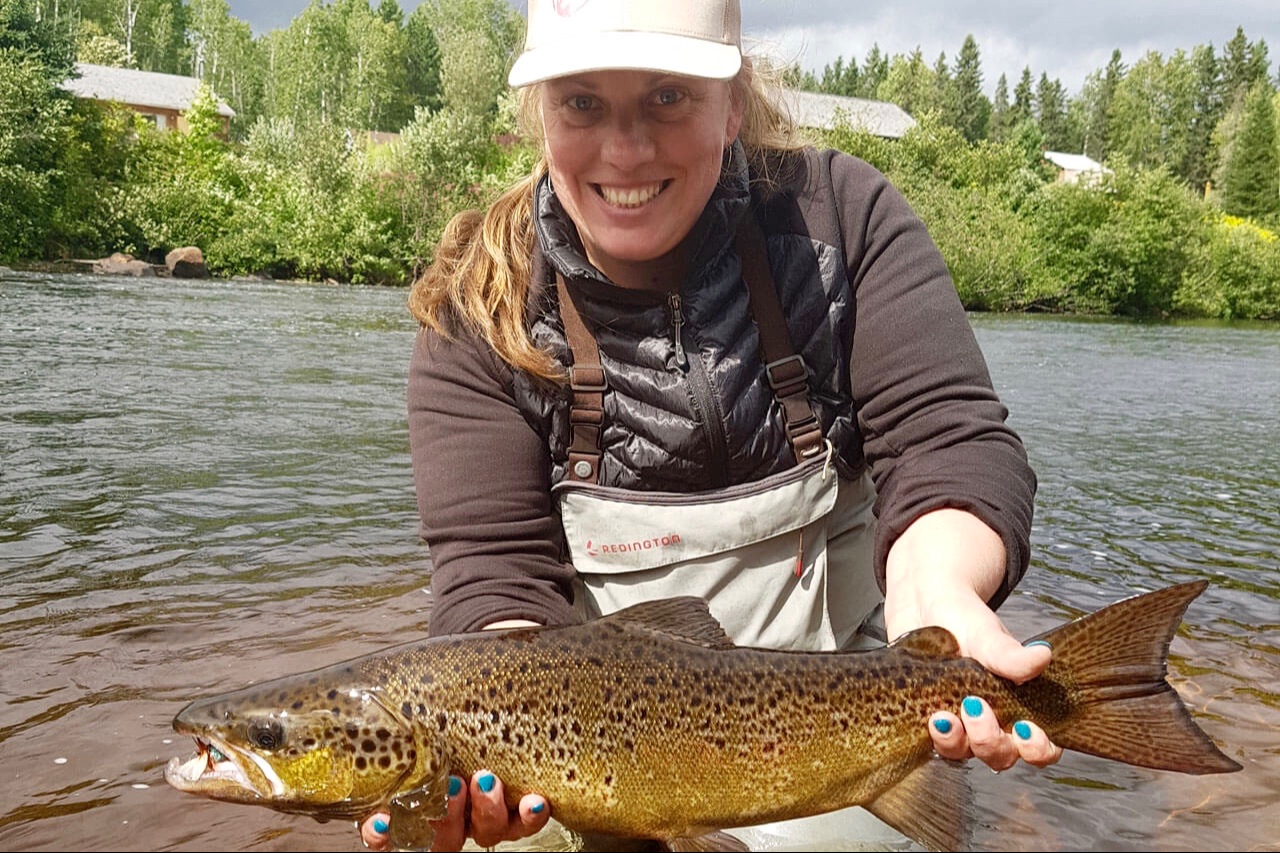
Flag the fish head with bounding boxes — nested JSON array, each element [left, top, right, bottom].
[[163, 672, 422, 821]]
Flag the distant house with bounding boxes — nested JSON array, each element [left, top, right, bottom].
[[1043, 151, 1112, 186], [62, 63, 235, 137], [778, 88, 917, 139]]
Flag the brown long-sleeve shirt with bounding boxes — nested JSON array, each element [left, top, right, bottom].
[[408, 147, 1036, 636]]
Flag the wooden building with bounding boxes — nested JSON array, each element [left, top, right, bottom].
[[62, 63, 235, 136]]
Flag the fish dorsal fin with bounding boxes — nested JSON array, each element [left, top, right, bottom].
[[864, 757, 972, 852], [889, 626, 962, 659], [601, 597, 736, 650]]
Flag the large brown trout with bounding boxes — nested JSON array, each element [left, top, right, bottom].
[[164, 581, 1240, 851]]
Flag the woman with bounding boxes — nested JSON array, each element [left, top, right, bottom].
[[363, 0, 1060, 849]]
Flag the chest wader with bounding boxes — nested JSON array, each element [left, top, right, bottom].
[[550, 217, 902, 848]]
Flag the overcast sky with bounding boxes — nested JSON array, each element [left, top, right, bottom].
[[226, 1, 1279, 96]]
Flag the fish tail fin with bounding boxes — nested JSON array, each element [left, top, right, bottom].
[[1028, 580, 1241, 774]]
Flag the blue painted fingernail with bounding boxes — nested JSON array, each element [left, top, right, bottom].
[[933, 718, 953, 734], [372, 818, 389, 835], [447, 776, 462, 797], [477, 772, 496, 793], [1014, 721, 1032, 740], [1024, 639, 1052, 650], [531, 801, 545, 814], [963, 696, 983, 718]]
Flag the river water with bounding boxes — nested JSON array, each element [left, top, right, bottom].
[[0, 271, 1276, 852]]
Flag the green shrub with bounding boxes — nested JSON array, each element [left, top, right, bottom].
[[1176, 215, 1280, 319], [1023, 165, 1204, 315]]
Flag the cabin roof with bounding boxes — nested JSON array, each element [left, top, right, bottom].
[[1043, 151, 1107, 173], [778, 89, 917, 139], [63, 63, 235, 118]]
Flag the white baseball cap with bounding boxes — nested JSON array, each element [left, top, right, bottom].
[[508, 0, 743, 87]]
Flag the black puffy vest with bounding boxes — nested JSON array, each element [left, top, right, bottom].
[[510, 144, 864, 492]]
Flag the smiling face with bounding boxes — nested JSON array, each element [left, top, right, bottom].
[[540, 70, 744, 278]]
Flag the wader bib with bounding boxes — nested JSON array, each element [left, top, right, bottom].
[[552, 218, 900, 847]]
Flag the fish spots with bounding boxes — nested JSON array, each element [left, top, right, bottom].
[[402, 701, 413, 718], [291, 700, 304, 711], [378, 755, 392, 769], [362, 739, 377, 753], [328, 689, 339, 700], [420, 671, 434, 685], [356, 756, 368, 770]]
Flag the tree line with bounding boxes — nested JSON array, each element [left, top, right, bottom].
[[791, 28, 1279, 222], [1, 0, 1277, 319]]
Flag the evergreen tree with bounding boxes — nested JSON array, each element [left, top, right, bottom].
[[1036, 72, 1068, 150], [1, 0, 75, 82], [819, 54, 857, 97], [1092, 49, 1124, 160], [859, 44, 887, 99], [989, 72, 1009, 142], [403, 4, 442, 116], [1010, 66, 1034, 128], [952, 34, 988, 142], [1222, 26, 1270, 102], [1221, 80, 1280, 221], [1187, 43, 1223, 194], [931, 50, 956, 127]]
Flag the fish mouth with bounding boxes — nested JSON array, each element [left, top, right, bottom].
[[163, 735, 267, 800]]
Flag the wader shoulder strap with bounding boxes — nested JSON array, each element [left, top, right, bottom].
[[735, 218, 826, 464], [556, 273, 606, 484]]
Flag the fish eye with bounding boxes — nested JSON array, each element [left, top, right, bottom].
[[248, 719, 286, 750]]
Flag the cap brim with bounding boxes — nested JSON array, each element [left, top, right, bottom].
[[508, 31, 742, 87]]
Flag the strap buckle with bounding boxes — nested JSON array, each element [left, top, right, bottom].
[[765, 355, 808, 390], [569, 365, 607, 393]]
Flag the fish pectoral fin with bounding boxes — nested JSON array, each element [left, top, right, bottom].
[[863, 757, 971, 853], [663, 831, 750, 852], [888, 625, 961, 659], [603, 598, 736, 649], [386, 772, 450, 852]]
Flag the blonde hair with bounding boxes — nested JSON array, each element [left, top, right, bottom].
[[408, 57, 807, 383]]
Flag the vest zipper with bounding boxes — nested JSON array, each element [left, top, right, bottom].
[[667, 291, 731, 486], [666, 293, 688, 371]]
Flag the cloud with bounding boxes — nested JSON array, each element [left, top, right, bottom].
[[742, 0, 1278, 95]]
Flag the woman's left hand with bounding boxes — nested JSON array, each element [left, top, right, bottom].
[[913, 585, 1063, 770], [884, 508, 1064, 772]]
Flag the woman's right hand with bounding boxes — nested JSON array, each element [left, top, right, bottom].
[[360, 770, 551, 851]]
